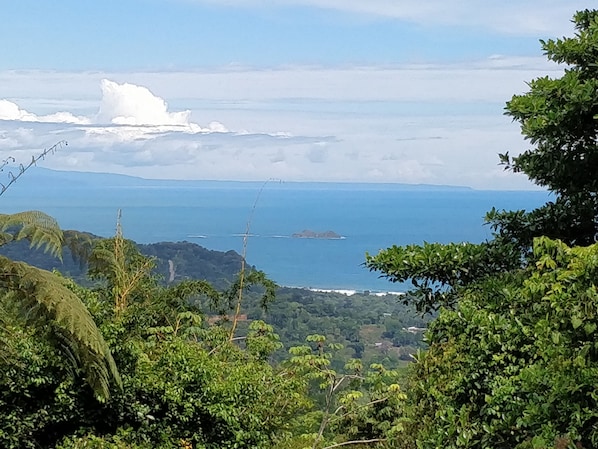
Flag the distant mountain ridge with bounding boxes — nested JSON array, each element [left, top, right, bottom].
[[7, 166, 474, 191]]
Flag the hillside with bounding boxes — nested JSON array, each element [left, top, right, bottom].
[[0, 236, 246, 290], [0, 234, 427, 367]]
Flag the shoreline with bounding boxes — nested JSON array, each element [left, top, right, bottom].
[[303, 287, 406, 297]]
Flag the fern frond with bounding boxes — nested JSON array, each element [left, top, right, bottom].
[[0, 256, 121, 401], [0, 211, 63, 258], [88, 247, 119, 274], [62, 230, 97, 267]]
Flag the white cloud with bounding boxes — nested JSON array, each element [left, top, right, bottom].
[[0, 56, 559, 105], [0, 79, 232, 142], [0, 59, 558, 189], [0, 99, 89, 124], [89, 79, 229, 139], [97, 79, 192, 127], [184, 0, 588, 35]]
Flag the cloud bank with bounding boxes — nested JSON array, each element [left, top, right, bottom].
[[0, 59, 554, 189], [0, 99, 89, 124], [0, 76, 336, 183]]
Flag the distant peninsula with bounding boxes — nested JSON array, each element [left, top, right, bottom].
[[292, 230, 343, 239]]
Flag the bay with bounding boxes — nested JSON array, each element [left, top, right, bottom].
[[0, 170, 551, 292]]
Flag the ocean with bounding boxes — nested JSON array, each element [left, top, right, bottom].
[[0, 172, 551, 292]]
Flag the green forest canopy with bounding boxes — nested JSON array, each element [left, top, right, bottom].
[[2, 8, 598, 449]]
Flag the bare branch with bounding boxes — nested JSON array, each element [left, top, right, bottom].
[[229, 178, 281, 340], [0, 141, 68, 197]]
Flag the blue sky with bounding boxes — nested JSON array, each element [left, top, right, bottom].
[[0, 1, 591, 188], [2, 1, 543, 69]]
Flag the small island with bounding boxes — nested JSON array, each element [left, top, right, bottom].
[[291, 229, 343, 239]]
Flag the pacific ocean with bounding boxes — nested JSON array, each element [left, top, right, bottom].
[[0, 169, 551, 292]]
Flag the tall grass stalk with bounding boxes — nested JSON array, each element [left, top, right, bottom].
[[229, 179, 280, 340]]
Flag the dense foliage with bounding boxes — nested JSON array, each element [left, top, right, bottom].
[[3, 9, 598, 449], [491, 9, 598, 250], [0, 227, 413, 448], [367, 10, 598, 312], [402, 238, 598, 448], [366, 9, 598, 449], [0, 236, 429, 369]]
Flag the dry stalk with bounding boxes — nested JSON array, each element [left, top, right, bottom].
[[229, 179, 280, 340]]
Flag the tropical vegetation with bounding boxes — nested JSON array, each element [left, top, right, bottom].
[[365, 8, 598, 448], [2, 8, 598, 449]]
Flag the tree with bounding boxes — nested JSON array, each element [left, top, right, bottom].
[[1, 221, 308, 448], [504, 9, 598, 196], [492, 9, 598, 249], [366, 9, 598, 313], [365, 9, 598, 448], [283, 335, 406, 449], [401, 238, 598, 449], [87, 213, 156, 316], [0, 142, 120, 401]]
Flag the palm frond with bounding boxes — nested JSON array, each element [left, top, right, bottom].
[[0, 256, 121, 401], [0, 211, 63, 258]]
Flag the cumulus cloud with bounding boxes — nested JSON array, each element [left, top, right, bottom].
[[97, 79, 193, 127], [0, 79, 232, 142], [88, 79, 229, 139], [0, 77, 337, 183], [0, 65, 546, 189]]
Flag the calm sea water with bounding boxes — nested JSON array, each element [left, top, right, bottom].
[[0, 179, 551, 291]]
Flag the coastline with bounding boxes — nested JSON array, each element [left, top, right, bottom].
[[305, 287, 405, 297]]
